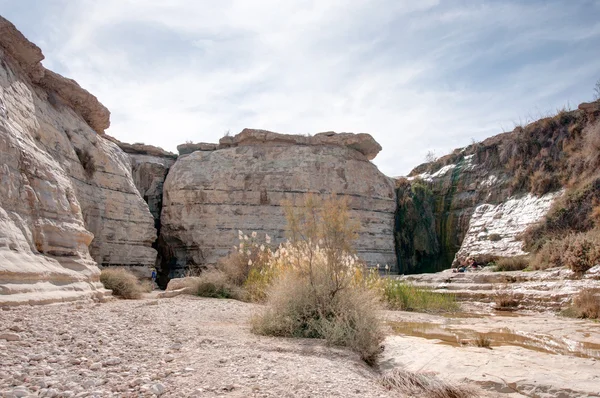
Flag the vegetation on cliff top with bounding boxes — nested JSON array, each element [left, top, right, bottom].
[[402, 100, 600, 273]]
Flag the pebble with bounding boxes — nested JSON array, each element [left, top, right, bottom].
[[150, 383, 165, 396], [102, 357, 121, 366], [89, 362, 102, 371], [11, 386, 29, 398], [164, 354, 175, 362], [0, 333, 21, 341]]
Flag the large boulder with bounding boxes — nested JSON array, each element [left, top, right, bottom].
[[0, 17, 156, 305], [160, 129, 396, 279]]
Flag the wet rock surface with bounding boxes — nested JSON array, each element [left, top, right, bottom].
[[400, 267, 600, 311], [383, 309, 600, 397]]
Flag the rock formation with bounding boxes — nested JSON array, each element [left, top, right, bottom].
[[398, 103, 600, 272], [0, 17, 156, 305], [103, 135, 177, 230], [159, 129, 396, 279]]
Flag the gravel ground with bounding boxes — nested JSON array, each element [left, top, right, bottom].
[[0, 296, 398, 398]]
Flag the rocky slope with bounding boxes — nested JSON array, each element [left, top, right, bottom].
[[397, 101, 600, 273], [159, 129, 397, 281], [0, 17, 157, 305]]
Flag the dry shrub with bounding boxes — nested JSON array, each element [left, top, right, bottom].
[[252, 195, 384, 365], [474, 334, 492, 349], [493, 256, 529, 272], [570, 289, 600, 319], [583, 121, 600, 168], [201, 231, 277, 302], [487, 233, 502, 242], [220, 232, 273, 286], [194, 269, 241, 299], [100, 268, 147, 299], [380, 368, 478, 398], [139, 280, 154, 293], [532, 229, 600, 272], [493, 287, 519, 310], [530, 169, 560, 196], [252, 271, 383, 364]]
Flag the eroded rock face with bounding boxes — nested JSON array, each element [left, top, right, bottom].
[[130, 154, 175, 228], [453, 192, 561, 264], [397, 107, 600, 271], [0, 18, 156, 304], [399, 153, 562, 271], [160, 130, 396, 279]]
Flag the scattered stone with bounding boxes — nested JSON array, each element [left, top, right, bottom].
[[102, 357, 121, 366], [150, 383, 165, 396], [0, 333, 21, 341]]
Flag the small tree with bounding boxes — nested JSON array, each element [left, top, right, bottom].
[[425, 150, 437, 163]]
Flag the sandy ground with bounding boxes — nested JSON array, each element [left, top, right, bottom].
[[0, 296, 398, 398], [1, 295, 599, 397]]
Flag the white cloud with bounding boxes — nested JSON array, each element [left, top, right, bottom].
[[2, 0, 600, 176]]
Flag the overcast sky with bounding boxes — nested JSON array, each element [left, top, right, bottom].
[[1, 1, 599, 176]]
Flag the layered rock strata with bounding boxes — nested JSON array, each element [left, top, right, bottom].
[[160, 129, 396, 279], [398, 104, 600, 272], [0, 17, 156, 304]]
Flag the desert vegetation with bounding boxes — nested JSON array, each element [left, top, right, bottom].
[[99, 268, 152, 299], [474, 334, 492, 349], [492, 256, 530, 272], [493, 286, 520, 310], [562, 288, 600, 319], [530, 229, 600, 273], [251, 195, 384, 365], [381, 280, 458, 313], [379, 369, 477, 398]]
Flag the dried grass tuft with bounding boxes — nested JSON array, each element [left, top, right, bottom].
[[379, 368, 478, 398]]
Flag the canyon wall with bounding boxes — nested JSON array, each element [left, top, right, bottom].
[[397, 102, 600, 273], [159, 129, 397, 280], [0, 17, 157, 304]]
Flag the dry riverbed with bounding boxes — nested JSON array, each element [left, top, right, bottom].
[[0, 295, 599, 397]]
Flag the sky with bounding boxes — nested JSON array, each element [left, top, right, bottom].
[[1, 0, 599, 176]]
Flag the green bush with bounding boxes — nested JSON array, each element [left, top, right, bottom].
[[382, 280, 458, 313]]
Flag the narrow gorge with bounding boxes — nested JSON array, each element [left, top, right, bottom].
[[1, 14, 600, 304]]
